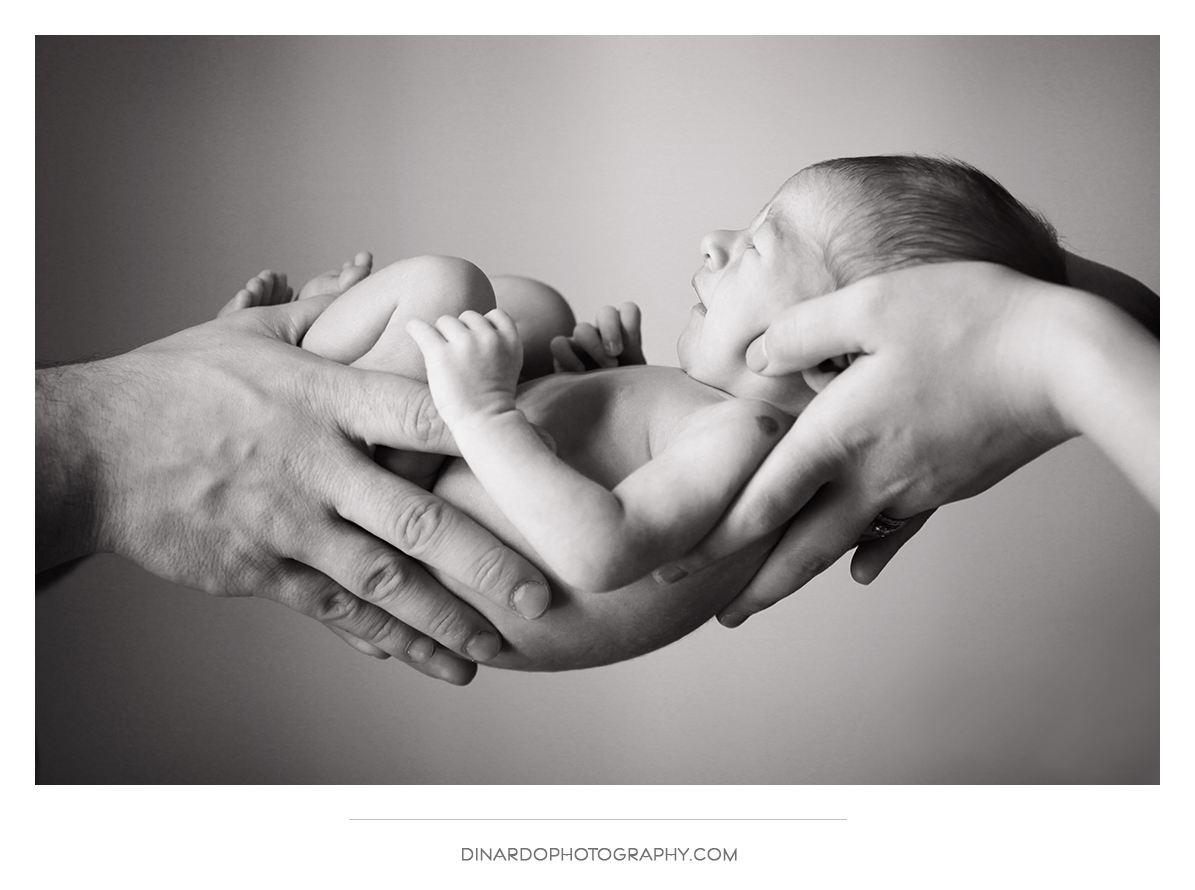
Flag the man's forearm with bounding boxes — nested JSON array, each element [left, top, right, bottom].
[[36, 363, 108, 571]]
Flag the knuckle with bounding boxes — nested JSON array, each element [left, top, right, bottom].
[[315, 587, 362, 624], [358, 552, 414, 603], [791, 547, 837, 581], [399, 385, 449, 447], [386, 492, 451, 556], [419, 600, 471, 643], [466, 544, 513, 596]]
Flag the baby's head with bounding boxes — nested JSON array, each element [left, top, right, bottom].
[[678, 155, 1067, 411]]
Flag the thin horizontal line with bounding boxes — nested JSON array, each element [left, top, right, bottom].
[[349, 817, 845, 822]]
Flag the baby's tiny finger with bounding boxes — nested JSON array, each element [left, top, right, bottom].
[[618, 302, 646, 363], [595, 305, 624, 356], [550, 336, 586, 373], [573, 323, 617, 368], [618, 302, 642, 335], [405, 318, 446, 353], [486, 308, 520, 340], [458, 310, 492, 333], [433, 314, 470, 340]]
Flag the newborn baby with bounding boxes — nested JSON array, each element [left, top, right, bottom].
[[233, 156, 1067, 671]]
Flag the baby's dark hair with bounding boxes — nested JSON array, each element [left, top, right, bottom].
[[804, 155, 1068, 287]]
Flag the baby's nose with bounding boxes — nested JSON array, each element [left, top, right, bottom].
[[700, 229, 734, 269]]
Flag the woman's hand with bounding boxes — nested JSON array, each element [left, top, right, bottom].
[[36, 293, 551, 685], [660, 261, 1158, 626], [550, 302, 646, 372]]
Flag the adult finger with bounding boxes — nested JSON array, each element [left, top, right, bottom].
[[335, 460, 552, 620], [300, 520, 505, 664], [850, 509, 935, 584], [595, 305, 624, 356], [268, 562, 478, 685], [327, 365, 458, 456], [657, 409, 843, 579], [716, 482, 875, 625], [325, 624, 390, 659], [746, 285, 874, 377]]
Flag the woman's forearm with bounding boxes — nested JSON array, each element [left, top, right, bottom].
[[1064, 251, 1159, 338], [1037, 284, 1160, 507]]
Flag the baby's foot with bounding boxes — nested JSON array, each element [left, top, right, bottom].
[[218, 269, 293, 317], [297, 251, 374, 301]]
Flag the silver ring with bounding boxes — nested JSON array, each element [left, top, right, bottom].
[[868, 512, 907, 538]]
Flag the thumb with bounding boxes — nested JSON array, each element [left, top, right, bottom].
[[655, 408, 844, 580], [252, 293, 340, 345], [747, 282, 874, 376], [329, 366, 460, 456]]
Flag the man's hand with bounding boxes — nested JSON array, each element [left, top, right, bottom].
[[36, 294, 551, 685], [660, 263, 1080, 625]]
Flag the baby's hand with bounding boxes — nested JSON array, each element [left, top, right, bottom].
[[550, 302, 646, 372], [407, 309, 524, 427]]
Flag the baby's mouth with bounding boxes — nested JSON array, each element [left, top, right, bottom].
[[690, 274, 707, 315]]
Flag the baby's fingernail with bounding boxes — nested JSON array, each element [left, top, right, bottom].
[[512, 581, 550, 619], [653, 564, 688, 584], [719, 612, 749, 628], [745, 337, 768, 373], [406, 637, 436, 663], [605, 340, 622, 356], [465, 631, 502, 663]]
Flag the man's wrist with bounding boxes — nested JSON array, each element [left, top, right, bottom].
[[36, 362, 109, 570]]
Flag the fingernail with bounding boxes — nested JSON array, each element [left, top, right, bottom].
[[719, 612, 749, 628], [512, 581, 550, 619], [406, 637, 435, 663], [653, 564, 688, 584], [465, 631, 501, 663], [605, 340, 622, 356], [745, 337, 768, 373]]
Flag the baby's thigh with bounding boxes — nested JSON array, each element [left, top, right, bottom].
[[303, 255, 497, 379]]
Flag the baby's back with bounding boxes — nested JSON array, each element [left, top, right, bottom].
[[432, 365, 779, 671]]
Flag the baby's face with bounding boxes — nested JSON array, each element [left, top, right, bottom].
[[678, 172, 837, 413]]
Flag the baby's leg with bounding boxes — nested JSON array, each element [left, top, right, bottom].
[[303, 255, 497, 377], [490, 275, 576, 382], [302, 255, 498, 489]]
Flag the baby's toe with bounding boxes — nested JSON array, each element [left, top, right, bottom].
[[338, 252, 373, 291]]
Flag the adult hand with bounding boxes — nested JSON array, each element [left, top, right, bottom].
[[36, 293, 551, 685], [662, 262, 1100, 625]]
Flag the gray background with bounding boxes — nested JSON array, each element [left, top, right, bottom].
[[36, 36, 1158, 783]]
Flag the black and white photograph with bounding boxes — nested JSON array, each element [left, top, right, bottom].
[[30, 31, 1175, 884]]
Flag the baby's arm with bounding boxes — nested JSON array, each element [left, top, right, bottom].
[[408, 310, 792, 592]]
